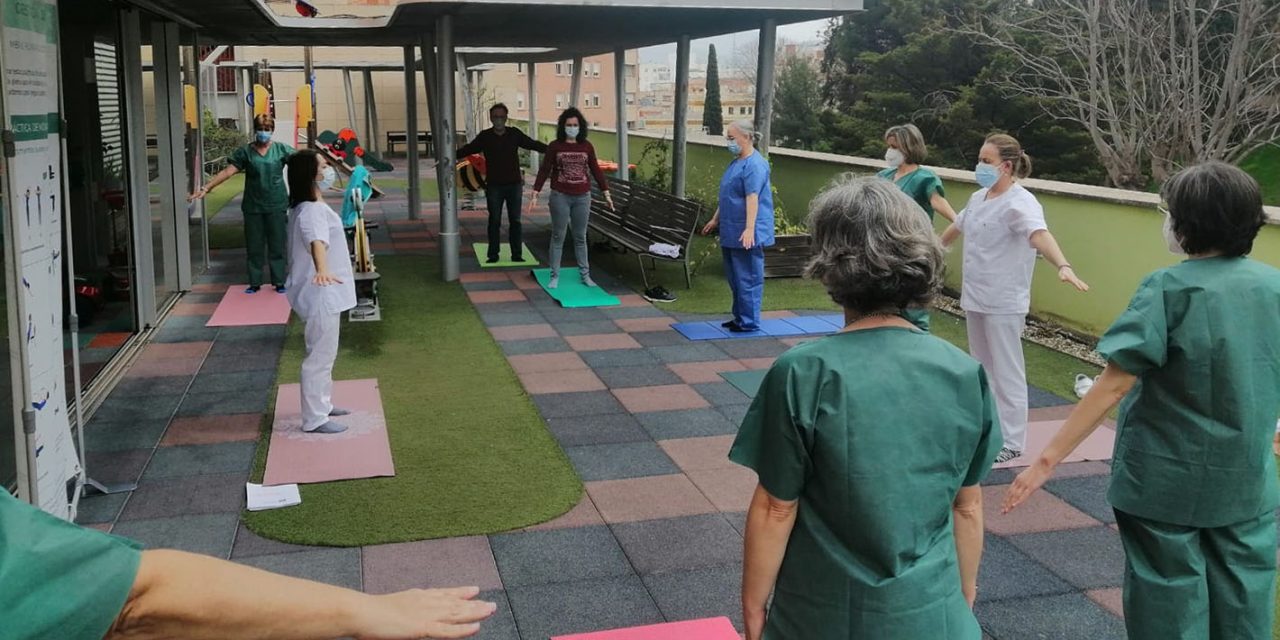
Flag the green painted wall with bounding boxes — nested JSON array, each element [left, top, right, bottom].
[[540, 125, 1280, 337]]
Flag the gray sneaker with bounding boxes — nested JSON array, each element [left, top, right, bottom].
[[994, 447, 1022, 464], [548, 274, 559, 289], [581, 273, 597, 287]]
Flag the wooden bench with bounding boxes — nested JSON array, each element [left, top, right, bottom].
[[385, 131, 432, 155], [588, 178, 702, 289]]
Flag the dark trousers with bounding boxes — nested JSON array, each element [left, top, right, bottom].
[[486, 183, 524, 260]]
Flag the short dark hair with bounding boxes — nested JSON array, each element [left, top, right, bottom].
[[287, 149, 321, 209], [1162, 161, 1266, 257], [253, 114, 275, 131], [556, 107, 588, 143], [490, 103, 509, 117]]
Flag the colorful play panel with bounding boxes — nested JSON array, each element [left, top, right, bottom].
[[474, 242, 539, 268], [533, 268, 620, 308], [672, 314, 843, 341]]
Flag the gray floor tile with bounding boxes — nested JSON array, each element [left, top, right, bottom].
[[178, 390, 269, 417], [85, 448, 152, 485], [481, 311, 547, 327], [983, 467, 1018, 486], [200, 353, 281, 373], [216, 325, 288, 342], [593, 365, 683, 389], [490, 526, 632, 587], [611, 514, 742, 575], [723, 512, 747, 536], [506, 575, 663, 639], [601, 306, 669, 319], [557, 320, 626, 336], [630, 330, 689, 347], [231, 523, 320, 558], [163, 315, 215, 329], [540, 307, 610, 324], [109, 375, 192, 398], [475, 590, 520, 640], [500, 337, 572, 356], [476, 301, 540, 315], [143, 442, 257, 479], [545, 414, 652, 447], [464, 280, 519, 291], [642, 564, 744, 630], [565, 442, 681, 482], [1028, 385, 1073, 408], [532, 391, 626, 419], [712, 339, 791, 359], [977, 592, 1126, 640], [1008, 526, 1125, 590], [580, 349, 660, 369], [181, 292, 225, 304], [635, 408, 739, 440], [92, 393, 182, 423], [152, 325, 221, 343], [976, 535, 1075, 603], [112, 513, 239, 557], [1044, 474, 1114, 524], [207, 338, 284, 359], [692, 382, 752, 407], [118, 472, 247, 521], [236, 548, 363, 590], [715, 404, 750, 425], [85, 419, 171, 453], [648, 343, 730, 364], [190, 369, 278, 394], [75, 492, 129, 525]]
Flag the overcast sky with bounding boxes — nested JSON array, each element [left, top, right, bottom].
[[637, 18, 832, 66]]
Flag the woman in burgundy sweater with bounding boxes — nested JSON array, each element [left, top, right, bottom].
[[530, 108, 613, 288]]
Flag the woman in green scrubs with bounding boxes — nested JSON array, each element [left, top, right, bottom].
[[1003, 162, 1280, 640], [190, 114, 293, 294], [731, 176, 1003, 640]]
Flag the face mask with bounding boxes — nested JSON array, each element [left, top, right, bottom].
[[564, 126, 580, 138], [975, 162, 1001, 189], [885, 148, 905, 169], [317, 166, 336, 192], [492, 117, 507, 129], [255, 131, 273, 144], [1162, 212, 1186, 255], [727, 140, 742, 155]]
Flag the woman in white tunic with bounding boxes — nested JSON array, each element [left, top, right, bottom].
[[940, 134, 1089, 462], [284, 149, 357, 434]]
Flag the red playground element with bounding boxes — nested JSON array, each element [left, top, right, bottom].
[[294, 1, 319, 17]]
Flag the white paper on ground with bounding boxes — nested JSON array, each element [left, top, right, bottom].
[[246, 483, 302, 511]]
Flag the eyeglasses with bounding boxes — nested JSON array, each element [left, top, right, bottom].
[[1157, 204, 1170, 216]]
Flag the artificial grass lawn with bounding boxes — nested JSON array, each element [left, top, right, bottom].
[[243, 255, 582, 546], [204, 174, 245, 219]]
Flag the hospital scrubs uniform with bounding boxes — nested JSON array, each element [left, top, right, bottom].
[[879, 166, 947, 332], [953, 184, 1047, 453], [718, 150, 775, 331], [729, 327, 1003, 639], [229, 141, 294, 288], [1097, 256, 1280, 640], [1, 489, 141, 639], [285, 200, 357, 431]]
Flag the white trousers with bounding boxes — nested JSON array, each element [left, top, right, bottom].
[[301, 313, 341, 431], [966, 311, 1028, 452]]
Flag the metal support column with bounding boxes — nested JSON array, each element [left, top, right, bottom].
[[527, 61, 539, 175], [754, 19, 778, 155], [303, 47, 316, 146], [343, 69, 358, 134], [570, 55, 584, 107], [614, 49, 629, 180], [239, 67, 252, 134], [436, 15, 459, 281], [153, 21, 188, 291], [363, 69, 380, 155], [420, 32, 440, 188], [120, 9, 157, 326], [403, 46, 420, 221], [458, 55, 476, 141], [672, 36, 691, 198], [186, 36, 208, 273]]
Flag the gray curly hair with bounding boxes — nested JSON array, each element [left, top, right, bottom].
[[804, 175, 944, 313]]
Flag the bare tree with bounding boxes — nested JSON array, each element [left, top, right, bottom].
[[959, 0, 1280, 189]]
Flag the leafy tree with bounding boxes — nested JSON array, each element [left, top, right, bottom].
[[773, 55, 825, 151], [703, 45, 724, 136]]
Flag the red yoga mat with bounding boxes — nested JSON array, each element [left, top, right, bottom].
[[206, 285, 293, 327], [262, 378, 396, 485], [552, 618, 739, 640]]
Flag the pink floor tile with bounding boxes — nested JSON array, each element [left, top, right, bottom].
[[612, 384, 710, 413], [687, 467, 758, 512], [489, 324, 558, 341], [614, 294, 652, 308], [981, 485, 1101, 535], [394, 241, 435, 251], [461, 272, 514, 284], [658, 436, 737, 472], [190, 283, 225, 293], [371, 243, 397, 253], [161, 414, 261, 446], [362, 536, 502, 594], [519, 369, 607, 394], [781, 337, 823, 347], [508, 352, 589, 374], [140, 341, 212, 360], [737, 357, 777, 370], [524, 494, 606, 531], [125, 356, 204, 378], [467, 289, 527, 304], [171, 302, 219, 317], [587, 475, 718, 523], [508, 271, 542, 290], [565, 333, 643, 352], [1086, 588, 1124, 618], [666, 360, 746, 385], [613, 317, 676, 333], [390, 231, 433, 239], [993, 419, 1114, 469], [87, 332, 132, 349]]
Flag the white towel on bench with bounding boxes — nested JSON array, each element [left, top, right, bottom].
[[648, 242, 681, 259]]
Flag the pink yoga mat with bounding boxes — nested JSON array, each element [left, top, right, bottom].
[[993, 419, 1115, 469], [553, 618, 739, 640], [263, 378, 396, 485], [206, 285, 293, 327]]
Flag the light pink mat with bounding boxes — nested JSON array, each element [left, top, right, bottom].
[[553, 618, 739, 640], [993, 419, 1115, 469], [206, 285, 293, 327], [263, 378, 396, 485]]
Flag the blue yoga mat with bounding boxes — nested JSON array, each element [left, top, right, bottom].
[[672, 315, 842, 342]]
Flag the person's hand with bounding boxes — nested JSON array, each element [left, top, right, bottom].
[[352, 586, 496, 640], [963, 585, 977, 609], [188, 186, 208, 202], [1059, 265, 1089, 292], [604, 191, 615, 212], [526, 191, 539, 216], [1001, 456, 1055, 514], [701, 216, 719, 236], [313, 272, 343, 286], [743, 606, 767, 640], [740, 228, 756, 249]]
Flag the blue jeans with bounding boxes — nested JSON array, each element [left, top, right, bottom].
[[549, 191, 591, 276], [485, 183, 524, 259], [722, 246, 765, 330]]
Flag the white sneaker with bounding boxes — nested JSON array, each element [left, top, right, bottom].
[[994, 447, 1022, 464], [548, 274, 559, 289], [1074, 374, 1096, 398]]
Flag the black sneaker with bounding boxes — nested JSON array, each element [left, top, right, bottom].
[[486, 255, 500, 264], [721, 319, 737, 328], [512, 255, 525, 263], [642, 286, 676, 303]]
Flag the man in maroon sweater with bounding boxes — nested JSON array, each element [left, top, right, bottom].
[[457, 103, 548, 263]]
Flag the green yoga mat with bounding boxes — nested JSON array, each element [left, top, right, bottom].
[[721, 369, 768, 399], [473, 243, 539, 268], [532, 268, 621, 308]]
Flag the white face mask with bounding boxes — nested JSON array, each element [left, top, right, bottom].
[[885, 148, 905, 169], [1162, 211, 1185, 255], [317, 166, 336, 192]]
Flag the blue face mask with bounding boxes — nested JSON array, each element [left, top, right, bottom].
[[255, 131, 272, 144], [975, 162, 1001, 188], [727, 140, 742, 155], [564, 126, 580, 139]]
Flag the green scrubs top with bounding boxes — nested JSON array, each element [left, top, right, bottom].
[[229, 141, 294, 215], [729, 328, 1002, 640], [1098, 256, 1280, 527], [1, 490, 142, 639], [878, 166, 945, 220]]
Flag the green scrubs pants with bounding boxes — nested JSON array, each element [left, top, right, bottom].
[[244, 209, 288, 287], [1114, 508, 1276, 640]]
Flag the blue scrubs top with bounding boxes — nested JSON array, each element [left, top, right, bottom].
[[718, 150, 775, 249]]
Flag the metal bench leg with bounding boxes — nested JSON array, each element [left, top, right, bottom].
[[638, 253, 651, 290], [683, 261, 692, 289]]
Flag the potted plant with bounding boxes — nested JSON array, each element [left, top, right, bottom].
[[763, 184, 811, 278]]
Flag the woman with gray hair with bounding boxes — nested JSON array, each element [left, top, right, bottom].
[[730, 175, 1002, 640]]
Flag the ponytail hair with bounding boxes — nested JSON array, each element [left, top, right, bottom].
[[286, 149, 321, 209], [731, 119, 763, 145], [984, 133, 1033, 179]]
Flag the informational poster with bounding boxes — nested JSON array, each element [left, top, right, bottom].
[[2, 0, 79, 518]]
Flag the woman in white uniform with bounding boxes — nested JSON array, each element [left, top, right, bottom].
[[284, 149, 358, 434], [940, 134, 1089, 462]]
